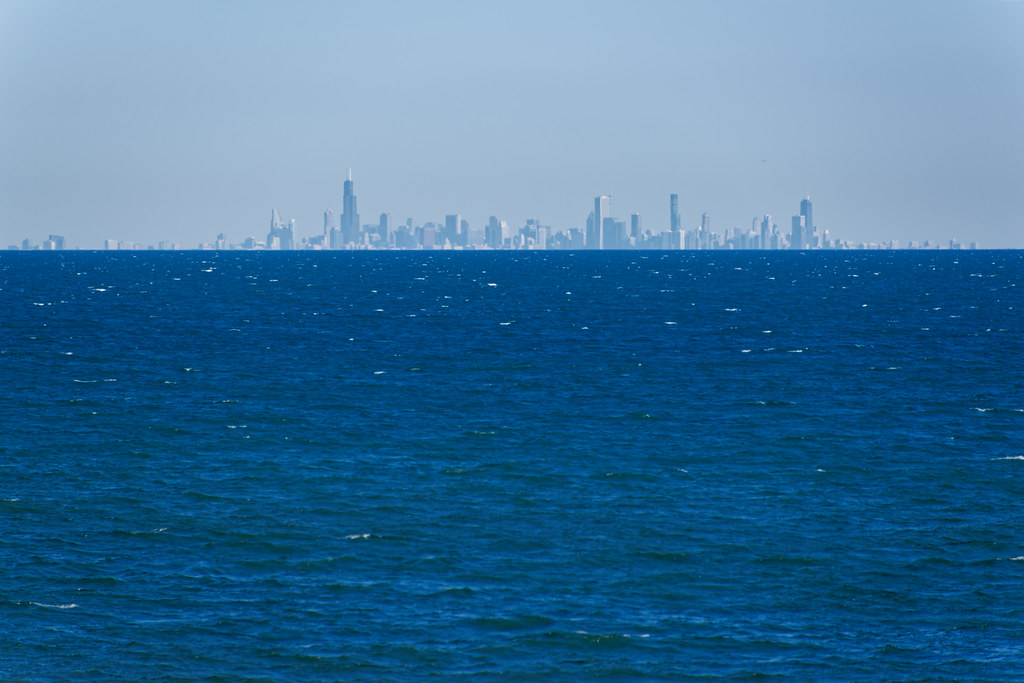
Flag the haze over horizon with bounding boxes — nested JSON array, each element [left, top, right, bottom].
[[2, 0, 1023, 249]]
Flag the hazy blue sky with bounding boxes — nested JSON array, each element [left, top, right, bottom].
[[2, 0, 1023, 248]]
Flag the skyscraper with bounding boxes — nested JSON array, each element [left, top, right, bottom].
[[422, 224, 436, 250], [323, 209, 335, 241], [791, 215, 805, 250], [760, 215, 771, 250], [486, 216, 508, 248], [800, 197, 813, 247], [591, 195, 610, 249], [267, 209, 295, 250], [670, 194, 680, 232], [444, 214, 461, 247], [341, 169, 359, 246], [603, 217, 626, 249]]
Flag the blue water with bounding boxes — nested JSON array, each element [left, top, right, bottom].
[[2, 250, 1023, 681]]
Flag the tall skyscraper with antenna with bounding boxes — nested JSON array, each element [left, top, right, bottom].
[[341, 169, 360, 245]]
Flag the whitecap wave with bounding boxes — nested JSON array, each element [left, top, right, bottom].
[[30, 602, 79, 609]]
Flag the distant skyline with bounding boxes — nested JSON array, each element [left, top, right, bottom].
[[14, 185, 981, 252], [2, 0, 1023, 249]]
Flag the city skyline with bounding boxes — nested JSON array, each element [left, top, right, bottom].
[[10, 173, 984, 251], [3, 169, 1012, 251], [2, 1, 1023, 248]]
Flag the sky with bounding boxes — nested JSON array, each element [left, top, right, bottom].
[[1, 0, 1023, 249]]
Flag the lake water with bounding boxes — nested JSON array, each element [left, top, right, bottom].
[[2, 249, 1022, 680]]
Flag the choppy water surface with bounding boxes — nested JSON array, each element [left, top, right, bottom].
[[2, 250, 1023, 681]]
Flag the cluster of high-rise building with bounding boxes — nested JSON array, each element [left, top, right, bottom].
[[247, 172, 844, 251], [8, 235, 66, 251], [6, 171, 979, 250]]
